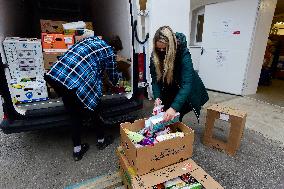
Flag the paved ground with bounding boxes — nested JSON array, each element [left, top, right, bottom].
[[248, 79, 284, 107], [0, 92, 283, 189]]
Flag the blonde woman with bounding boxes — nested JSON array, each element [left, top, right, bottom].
[[150, 26, 209, 122]]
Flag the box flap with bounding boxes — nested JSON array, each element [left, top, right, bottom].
[[207, 104, 247, 118], [118, 147, 223, 189]]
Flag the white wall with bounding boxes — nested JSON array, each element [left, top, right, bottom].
[[243, 0, 277, 95], [191, 0, 234, 11], [91, 0, 132, 58], [148, 0, 190, 43], [189, 47, 202, 71]]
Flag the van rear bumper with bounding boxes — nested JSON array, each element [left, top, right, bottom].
[[0, 97, 142, 134]]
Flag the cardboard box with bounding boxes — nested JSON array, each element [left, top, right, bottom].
[[10, 80, 48, 103], [203, 104, 247, 156], [85, 22, 93, 30], [3, 37, 45, 80], [40, 19, 66, 33], [117, 146, 223, 189], [120, 120, 194, 176], [43, 52, 64, 70], [42, 33, 74, 53]]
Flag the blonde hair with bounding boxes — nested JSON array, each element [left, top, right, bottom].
[[153, 26, 177, 85]]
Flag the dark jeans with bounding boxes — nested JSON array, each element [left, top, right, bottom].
[[44, 74, 104, 147]]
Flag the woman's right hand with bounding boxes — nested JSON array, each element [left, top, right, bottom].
[[154, 98, 162, 107]]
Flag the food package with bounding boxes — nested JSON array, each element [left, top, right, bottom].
[[153, 105, 164, 115], [164, 177, 186, 188], [156, 132, 184, 142], [124, 129, 144, 143], [144, 112, 180, 135]]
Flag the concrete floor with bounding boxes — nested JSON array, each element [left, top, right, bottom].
[[0, 91, 283, 188], [248, 79, 284, 107]]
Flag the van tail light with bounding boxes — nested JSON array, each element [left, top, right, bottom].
[[3, 113, 8, 120], [138, 53, 145, 82]]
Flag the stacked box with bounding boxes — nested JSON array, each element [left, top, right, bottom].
[[41, 33, 74, 53], [10, 80, 48, 103], [117, 146, 223, 189], [3, 37, 48, 103], [118, 120, 223, 189], [3, 37, 45, 80], [40, 19, 66, 33], [43, 52, 64, 70]]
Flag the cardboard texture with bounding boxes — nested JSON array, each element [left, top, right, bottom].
[[40, 19, 66, 33], [120, 120, 194, 175], [3, 37, 45, 81], [43, 52, 64, 70], [203, 104, 247, 156], [117, 147, 223, 189], [41, 33, 74, 52], [85, 22, 93, 30], [40, 20, 93, 34]]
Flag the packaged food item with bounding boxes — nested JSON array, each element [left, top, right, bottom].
[[155, 127, 171, 136], [180, 173, 198, 184], [153, 105, 164, 115], [152, 183, 165, 189], [156, 132, 184, 142], [124, 129, 144, 143], [164, 177, 186, 188]]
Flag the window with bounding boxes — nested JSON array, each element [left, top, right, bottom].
[[196, 14, 204, 43], [190, 6, 205, 46]]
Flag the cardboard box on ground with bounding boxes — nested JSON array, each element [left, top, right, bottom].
[[120, 120, 194, 176], [117, 146, 223, 189], [203, 104, 247, 156]]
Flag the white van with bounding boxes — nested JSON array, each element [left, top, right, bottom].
[[0, 0, 158, 133]]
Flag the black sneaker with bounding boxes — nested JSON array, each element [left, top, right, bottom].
[[96, 136, 114, 150], [73, 143, 89, 161]]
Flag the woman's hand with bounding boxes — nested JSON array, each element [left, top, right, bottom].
[[154, 98, 162, 107], [163, 107, 176, 122]]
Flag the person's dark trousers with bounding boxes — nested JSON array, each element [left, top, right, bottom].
[[62, 93, 104, 147], [44, 74, 104, 147]]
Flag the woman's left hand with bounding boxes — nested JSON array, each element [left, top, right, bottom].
[[163, 107, 176, 122]]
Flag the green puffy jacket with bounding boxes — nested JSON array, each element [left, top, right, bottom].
[[150, 32, 209, 120]]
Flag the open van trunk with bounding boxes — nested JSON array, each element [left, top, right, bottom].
[[0, 0, 143, 134]]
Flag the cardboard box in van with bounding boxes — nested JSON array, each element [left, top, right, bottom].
[[117, 146, 223, 189], [40, 19, 66, 33], [42, 33, 74, 53], [120, 120, 194, 176], [43, 52, 64, 70]]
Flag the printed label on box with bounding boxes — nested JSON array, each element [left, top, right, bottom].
[[219, 113, 229, 121], [64, 37, 73, 44]]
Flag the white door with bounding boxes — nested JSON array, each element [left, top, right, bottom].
[[198, 0, 260, 95]]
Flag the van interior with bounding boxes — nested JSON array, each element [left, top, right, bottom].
[[0, 0, 134, 113]]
